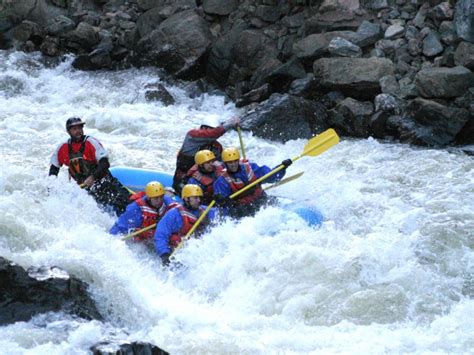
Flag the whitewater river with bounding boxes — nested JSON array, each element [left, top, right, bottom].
[[0, 50, 473, 354]]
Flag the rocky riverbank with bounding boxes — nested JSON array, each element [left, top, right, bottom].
[[0, 0, 472, 147]]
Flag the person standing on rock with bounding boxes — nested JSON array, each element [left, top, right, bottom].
[[172, 116, 240, 195], [49, 117, 131, 216]]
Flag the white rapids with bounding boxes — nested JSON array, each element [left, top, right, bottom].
[[0, 50, 473, 354]]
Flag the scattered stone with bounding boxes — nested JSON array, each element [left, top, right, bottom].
[[328, 37, 362, 57], [454, 41, 474, 70], [422, 31, 444, 57], [415, 66, 474, 98]]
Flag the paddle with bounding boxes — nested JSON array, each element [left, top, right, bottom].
[[121, 223, 156, 241], [264, 172, 304, 191], [237, 126, 246, 159], [171, 128, 339, 256]]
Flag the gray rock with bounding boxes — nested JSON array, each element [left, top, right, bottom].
[[454, 0, 474, 43], [313, 57, 396, 99], [136, 10, 212, 79], [91, 340, 169, 355], [136, 7, 165, 38], [428, 2, 454, 22], [380, 75, 400, 96], [385, 24, 405, 39], [144, 83, 175, 106], [422, 31, 444, 57], [329, 97, 373, 137], [328, 37, 362, 57], [40, 35, 60, 56], [0, 257, 102, 326], [255, 5, 281, 22], [374, 93, 399, 113], [413, 3, 429, 28], [356, 20, 382, 47], [399, 77, 418, 98], [454, 41, 474, 70], [288, 74, 319, 99], [265, 57, 307, 92], [12, 20, 43, 44], [404, 98, 470, 146], [235, 83, 272, 107], [137, 0, 161, 11], [415, 66, 474, 98], [241, 93, 328, 142], [46, 15, 76, 36], [203, 0, 238, 15]]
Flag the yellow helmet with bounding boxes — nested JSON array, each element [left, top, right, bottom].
[[222, 147, 240, 162], [145, 181, 165, 198], [181, 184, 203, 199], [195, 150, 216, 165]]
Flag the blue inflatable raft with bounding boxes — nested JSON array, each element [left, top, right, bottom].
[[110, 166, 323, 227]]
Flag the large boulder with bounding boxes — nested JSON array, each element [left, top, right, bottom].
[[91, 340, 168, 355], [136, 10, 212, 79], [414, 66, 474, 99], [403, 98, 470, 146], [0, 257, 102, 325], [328, 97, 373, 137], [240, 93, 328, 142], [454, 41, 474, 70], [313, 57, 395, 99]]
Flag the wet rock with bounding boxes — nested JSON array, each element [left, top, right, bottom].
[[404, 98, 470, 146], [329, 97, 373, 137], [0, 257, 102, 325], [144, 83, 175, 106], [40, 35, 60, 56], [415, 66, 474, 99], [313, 57, 395, 99], [203, 0, 238, 16], [240, 93, 328, 142], [91, 340, 169, 355]]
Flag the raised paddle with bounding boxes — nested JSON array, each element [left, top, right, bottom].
[[171, 128, 339, 256], [237, 126, 246, 159], [264, 171, 304, 191]]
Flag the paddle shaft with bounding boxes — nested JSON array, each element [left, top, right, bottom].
[[121, 223, 156, 241], [230, 129, 338, 199], [237, 126, 246, 159], [264, 172, 304, 191]]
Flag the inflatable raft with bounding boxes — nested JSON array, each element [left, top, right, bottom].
[[110, 166, 323, 227]]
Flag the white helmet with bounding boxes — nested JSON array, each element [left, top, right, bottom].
[[200, 115, 220, 128]]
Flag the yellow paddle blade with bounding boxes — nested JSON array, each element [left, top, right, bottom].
[[264, 172, 304, 191], [300, 128, 339, 158]]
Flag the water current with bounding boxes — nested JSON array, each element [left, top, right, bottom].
[[0, 50, 473, 354]]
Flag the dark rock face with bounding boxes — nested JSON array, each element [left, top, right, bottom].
[[0, 257, 102, 325], [145, 82, 176, 106], [91, 340, 169, 355], [136, 10, 212, 79], [403, 98, 470, 146], [2, 0, 473, 148], [241, 93, 328, 142]]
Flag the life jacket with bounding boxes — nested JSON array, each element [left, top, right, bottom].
[[134, 197, 172, 241], [169, 204, 206, 248], [186, 161, 225, 203], [220, 160, 264, 205], [176, 141, 223, 175], [68, 136, 97, 184]]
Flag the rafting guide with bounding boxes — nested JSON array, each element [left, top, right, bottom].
[[49, 117, 131, 216]]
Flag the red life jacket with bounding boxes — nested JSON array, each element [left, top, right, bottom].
[[220, 160, 264, 205], [186, 161, 225, 202], [169, 204, 206, 248], [67, 136, 98, 183], [134, 198, 173, 241]]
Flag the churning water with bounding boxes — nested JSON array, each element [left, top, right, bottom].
[[0, 50, 473, 354]]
